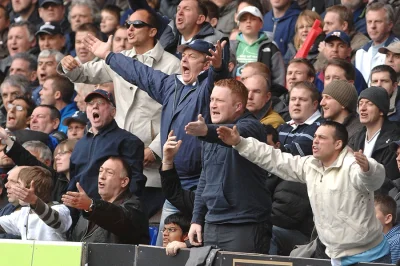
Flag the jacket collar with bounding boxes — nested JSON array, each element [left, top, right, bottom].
[[309, 148, 349, 173], [357, 119, 399, 151], [362, 34, 399, 52], [255, 100, 272, 120], [342, 113, 358, 127], [125, 41, 164, 63], [87, 119, 118, 136], [287, 110, 321, 128]]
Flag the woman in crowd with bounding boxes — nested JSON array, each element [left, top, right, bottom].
[[53, 139, 78, 201], [283, 10, 325, 66]]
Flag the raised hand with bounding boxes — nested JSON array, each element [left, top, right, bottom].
[[217, 125, 241, 146], [188, 223, 203, 246], [163, 130, 182, 164], [207, 40, 227, 69], [10, 180, 38, 205], [185, 114, 208, 137], [62, 182, 92, 211], [354, 149, 370, 172], [83, 34, 113, 60], [165, 241, 187, 256], [60, 55, 80, 72]]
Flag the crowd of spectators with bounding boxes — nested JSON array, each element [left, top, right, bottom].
[[0, 0, 400, 265]]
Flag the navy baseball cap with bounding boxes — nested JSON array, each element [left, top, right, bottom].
[[35, 22, 63, 36], [85, 89, 116, 107], [39, 0, 63, 7], [177, 39, 214, 56], [63, 111, 89, 126], [324, 31, 351, 46], [390, 140, 400, 152]]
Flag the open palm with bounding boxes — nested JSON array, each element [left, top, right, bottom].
[[83, 34, 113, 60]]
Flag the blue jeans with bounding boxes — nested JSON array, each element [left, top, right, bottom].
[[155, 200, 179, 246]]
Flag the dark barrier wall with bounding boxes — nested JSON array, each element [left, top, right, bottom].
[[86, 244, 392, 266]]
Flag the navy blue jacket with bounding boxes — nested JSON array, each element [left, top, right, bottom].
[[69, 120, 146, 199], [262, 1, 301, 56], [105, 51, 229, 183], [191, 111, 271, 225]]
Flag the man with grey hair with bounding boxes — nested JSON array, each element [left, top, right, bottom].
[[355, 2, 399, 83], [9, 52, 38, 84], [0, 75, 30, 127], [22, 140, 52, 167], [67, 0, 99, 54], [33, 49, 64, 105], [0, 21, 37, 75]]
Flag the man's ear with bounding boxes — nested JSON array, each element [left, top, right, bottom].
[[335, 140, 343, 151], [209, 18, 218, 28], [52, 118, 60, 130], [121, 176, 130, 188], [149, 28, 157, 38], [196, 15, 206, 25], [54, 90, 61, 100]]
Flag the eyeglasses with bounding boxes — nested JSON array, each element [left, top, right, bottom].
[[7, 103, 25, 111], [87, 99, 107, 107], [55, 150, 71, 157], [161, 227, 181, 234], [124, 20, 154, 29]]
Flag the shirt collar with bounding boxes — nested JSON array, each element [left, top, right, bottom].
[[287, 110, 321, 128]]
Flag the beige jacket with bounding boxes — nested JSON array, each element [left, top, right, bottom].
[[234, 137, 385, 259], [58, 42, 181, 187]]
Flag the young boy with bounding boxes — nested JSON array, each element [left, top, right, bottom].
[[375, 194, 400, 264], [162, 212, 190, 256], [231, 6, 285, 86], [2, 166, 71, 241]]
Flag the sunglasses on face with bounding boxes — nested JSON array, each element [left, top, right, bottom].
[[124, 20, 154, 29]]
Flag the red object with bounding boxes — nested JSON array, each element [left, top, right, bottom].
[[295, 19, 322, 59]]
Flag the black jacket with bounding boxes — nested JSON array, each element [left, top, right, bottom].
[[160, 167, 195, 218], [269, 178, 314, 237], [6, 140, 68, 202], [349, 119, 400, 194], [71, 190, 149, 244]]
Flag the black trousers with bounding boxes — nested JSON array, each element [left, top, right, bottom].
[[204, 221, 272, 254]]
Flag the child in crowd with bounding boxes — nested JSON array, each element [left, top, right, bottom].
[[100, 5, 122, 37], [231, 6, 285, 86], [1, 166, 71, 241], [375, 194, 400, 264], [163, 212, 190, 256]]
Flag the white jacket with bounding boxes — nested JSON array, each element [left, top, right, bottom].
[[234, 137, 385, 259], [58, 42, 181, 187], [355, 35, 399, 83], [0, 204, 71, 241]]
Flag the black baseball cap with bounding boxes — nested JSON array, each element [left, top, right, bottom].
[[63, 111, 89, 126], [39, 0, 63, 7], [35, 22, 64, 36], [177, 39, 214, 56], [85, 89, 116, 107]]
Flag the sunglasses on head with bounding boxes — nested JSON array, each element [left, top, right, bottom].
[[124, 20, 154, 29]]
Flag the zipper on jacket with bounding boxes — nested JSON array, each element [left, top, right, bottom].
[[177, 88, 196, 106]]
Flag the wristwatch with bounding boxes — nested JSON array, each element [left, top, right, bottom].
[[84, 199, 94, 212]]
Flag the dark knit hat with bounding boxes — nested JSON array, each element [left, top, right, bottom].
[[358, 86, 390, 115], [322, 80, 358, 112]]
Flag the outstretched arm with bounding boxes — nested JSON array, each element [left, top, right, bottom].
[[217, 126, 308, 183], [83, 34, 171, 104]]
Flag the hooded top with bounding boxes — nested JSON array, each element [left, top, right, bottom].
[[262, 1, 301, 55]]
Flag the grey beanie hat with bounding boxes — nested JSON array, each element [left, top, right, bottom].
[[358, 86, 390, 115], [322, 80, 358, 112]]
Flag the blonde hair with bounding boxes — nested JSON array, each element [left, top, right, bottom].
[[294, 10, 323, 50]]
